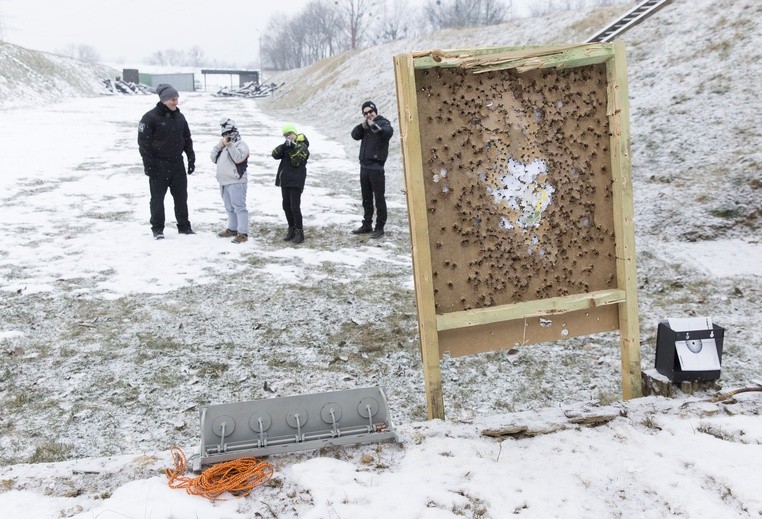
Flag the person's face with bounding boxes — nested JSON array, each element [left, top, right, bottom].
[[284, 132, 296, 141], [363, 107, 376, 123], [163, 96, 179, 111]]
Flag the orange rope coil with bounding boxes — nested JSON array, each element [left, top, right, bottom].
[[165, 446, 274, 500]]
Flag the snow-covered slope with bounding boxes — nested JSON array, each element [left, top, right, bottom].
[[0, 42, 117, 109]]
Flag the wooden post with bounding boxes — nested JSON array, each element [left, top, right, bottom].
[[393, 53, 446, 419], [607, 43, 642, 399]]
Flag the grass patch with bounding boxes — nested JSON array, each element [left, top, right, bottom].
[[29, 440, 73, 463], [195, 361, 230, 379], [4, 392, 30, 410], [136, 333, 187, 352]]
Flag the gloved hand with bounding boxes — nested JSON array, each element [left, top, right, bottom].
[[284, 139, 295, 147], [370, 123, 381, 133], [188, 162, 195, 175], [361, 119, 370, 130]]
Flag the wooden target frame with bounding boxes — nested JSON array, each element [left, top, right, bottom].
[[393, 43, 641, 419]]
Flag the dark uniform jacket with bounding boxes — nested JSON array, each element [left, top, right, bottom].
[[272, 134, 310, 189], [138, 101, 195, 176], [351, 115, 393, 171]]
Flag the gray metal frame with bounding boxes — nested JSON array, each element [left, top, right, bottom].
[[193, 386, 397, 471]]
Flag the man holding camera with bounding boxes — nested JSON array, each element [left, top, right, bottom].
[[138, 83, 196, 240], [350, 100, 394, 239]]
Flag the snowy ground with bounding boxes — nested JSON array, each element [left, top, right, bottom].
[[0, 89, 760, 519], [1, 0, 761, 517]]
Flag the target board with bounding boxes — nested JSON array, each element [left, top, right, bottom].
[[393, 44, 641, 419]]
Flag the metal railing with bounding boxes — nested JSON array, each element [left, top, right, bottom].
[[586, 0, 674, 43]]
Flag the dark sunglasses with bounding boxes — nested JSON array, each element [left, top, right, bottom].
[[362, 109, 375, 115]]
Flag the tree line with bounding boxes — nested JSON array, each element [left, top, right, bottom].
[[262, 0, 632, 71], [263, 0, 511, 71]]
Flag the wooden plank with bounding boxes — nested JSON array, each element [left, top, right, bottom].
[[393, 53, 446, 420], [410, 44, 613, 74], [607, 43, 642, 399], [439, 306, 620, 358], [467, 45, 614, 73], [436, 289, 626, 332]]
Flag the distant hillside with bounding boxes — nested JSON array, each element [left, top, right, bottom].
[[260, 0, 761, 242], [0, 42, 117, 109], [257, 3, 633, 220]]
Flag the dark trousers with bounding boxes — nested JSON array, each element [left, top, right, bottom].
[[360, 167, 386, 230], [149, 161, 190, 232], [281, 186, 303, 229]]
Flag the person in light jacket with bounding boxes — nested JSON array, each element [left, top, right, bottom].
[[211, 117, 250, 243], [272, 123, 310, 245]]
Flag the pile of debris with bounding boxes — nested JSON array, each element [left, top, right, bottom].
[[213, 81, 283, 98], [100, 77, 154, 95]]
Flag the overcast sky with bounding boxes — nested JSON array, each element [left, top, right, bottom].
[[0, 0, 536, 67]]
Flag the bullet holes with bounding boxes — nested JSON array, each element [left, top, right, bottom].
[[413, 63, 617, 313]]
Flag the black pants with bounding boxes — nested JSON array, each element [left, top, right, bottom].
[[149, 160, 190, 232], [360, 167, 386, 230], [281, 186, 303, 229]]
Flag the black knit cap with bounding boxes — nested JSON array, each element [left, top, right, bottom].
[[361, 100, 377, 113]]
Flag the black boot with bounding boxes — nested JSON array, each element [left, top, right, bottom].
[[351, 223, 372, 234], [292, 228, 304, 244], [283, 227, 295, 241]]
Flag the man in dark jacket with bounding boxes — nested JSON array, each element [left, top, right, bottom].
[[138, 83, 196, 240], [350, 100, 394, 239]]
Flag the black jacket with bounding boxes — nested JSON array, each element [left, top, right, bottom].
[[272, 134, 310, 189], [351, 115, 393, 170], [138, 102, 195, 174]]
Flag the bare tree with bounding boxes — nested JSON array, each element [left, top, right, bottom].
[[147, 49, 185, 66], [425, 0, 510, 30], [376, 0, 415, 43], [187, 46, 205, 67], [302, 0, 344, 61], [337, 0, 372, 50], [262, 15, 309, 70], [77, 44, 101, 63]]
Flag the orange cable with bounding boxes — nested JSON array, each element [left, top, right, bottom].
[[165, 446, 274, 500]]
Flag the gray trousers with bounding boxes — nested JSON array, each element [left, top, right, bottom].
[[220, 182, 249, 234]]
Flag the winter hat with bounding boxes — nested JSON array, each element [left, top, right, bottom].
[[156, 84, 179, 102], [220, 117, 237, 135], [361, 100, 377, 113], [281, 123, 298, 136]]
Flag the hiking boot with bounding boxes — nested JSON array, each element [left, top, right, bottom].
[[351, 224, 372, 235], [283, 227, 296, 241], [152, 230, 165, 240], [217, 229, 237, 238], [232, 233, 248, 244], [178, 228, 196, 235], [292, 228, 304, 244], [370, 229, 385, 239]]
